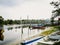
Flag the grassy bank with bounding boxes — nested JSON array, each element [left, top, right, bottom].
[[40, 27, 57, 36]]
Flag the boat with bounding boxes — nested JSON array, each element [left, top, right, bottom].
[[37, 31, 60, 45], [31, 24, 45, 29]]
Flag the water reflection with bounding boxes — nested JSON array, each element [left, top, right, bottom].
[[0, 26, 4, 41], [0, 25, 45, 45], [7, 27, 13, 30]]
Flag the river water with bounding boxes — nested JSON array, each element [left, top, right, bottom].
[[0, 25, 44, 45]]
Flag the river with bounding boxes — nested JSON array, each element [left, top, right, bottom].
[[0, 25, 45, 45]]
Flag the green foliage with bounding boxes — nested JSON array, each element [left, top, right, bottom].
[[0, 16, 48, 25], [0, 16, 4, 26], [4, 19, 46, 25], [40, 27, 57, 36], [50, 1, 60, 25], [51, 17, 54, 25], [54, 26, 60, 30], [4, 20, 13, 25]]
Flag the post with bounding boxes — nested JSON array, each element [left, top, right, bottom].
[[20, 17, 23, 41], [27, 15, 29, 38]]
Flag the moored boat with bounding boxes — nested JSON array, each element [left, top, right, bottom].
[[31, 24, 45, 29]]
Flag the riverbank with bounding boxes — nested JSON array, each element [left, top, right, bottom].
[[20, 27, 57, 45], [40, 27, 57, 36]]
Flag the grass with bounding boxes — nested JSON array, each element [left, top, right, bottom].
[[37, 26, 60, 45], [54, 26, 60, 30], [40, 27, 57, 36]]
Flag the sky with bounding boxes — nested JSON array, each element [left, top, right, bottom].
[[0, 0, 56, 20]]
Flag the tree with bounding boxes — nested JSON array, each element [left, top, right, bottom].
[[0, 16, 4, 26], [51, 17, 54, 25], [50, 1, 60, 25]]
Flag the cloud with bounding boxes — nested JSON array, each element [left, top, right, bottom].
[[0, 0, 53, 20], [0, 0, 24, 6]]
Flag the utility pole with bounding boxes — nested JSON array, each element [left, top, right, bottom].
[[20, 17, 23, 42]]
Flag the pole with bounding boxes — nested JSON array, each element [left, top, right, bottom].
[[20, 17, 23, 41], [27, 15, 29, 38]]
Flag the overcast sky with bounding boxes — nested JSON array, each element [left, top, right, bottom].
[[0, 0, 55, 20]]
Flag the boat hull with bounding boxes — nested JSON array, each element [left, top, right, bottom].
[[32, 26, 45, 29]]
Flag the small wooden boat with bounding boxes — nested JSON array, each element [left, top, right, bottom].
[[32, 26, 45, 29], [31, 24, 45, 29]]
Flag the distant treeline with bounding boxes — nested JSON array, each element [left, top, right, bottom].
[[4, 19, 45, 25], [0, 16, 46, 25]]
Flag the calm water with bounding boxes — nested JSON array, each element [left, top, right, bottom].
[[0, 25, 44, 45]]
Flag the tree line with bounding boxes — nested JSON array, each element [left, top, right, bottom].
[[0, 16, 46, 25]]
